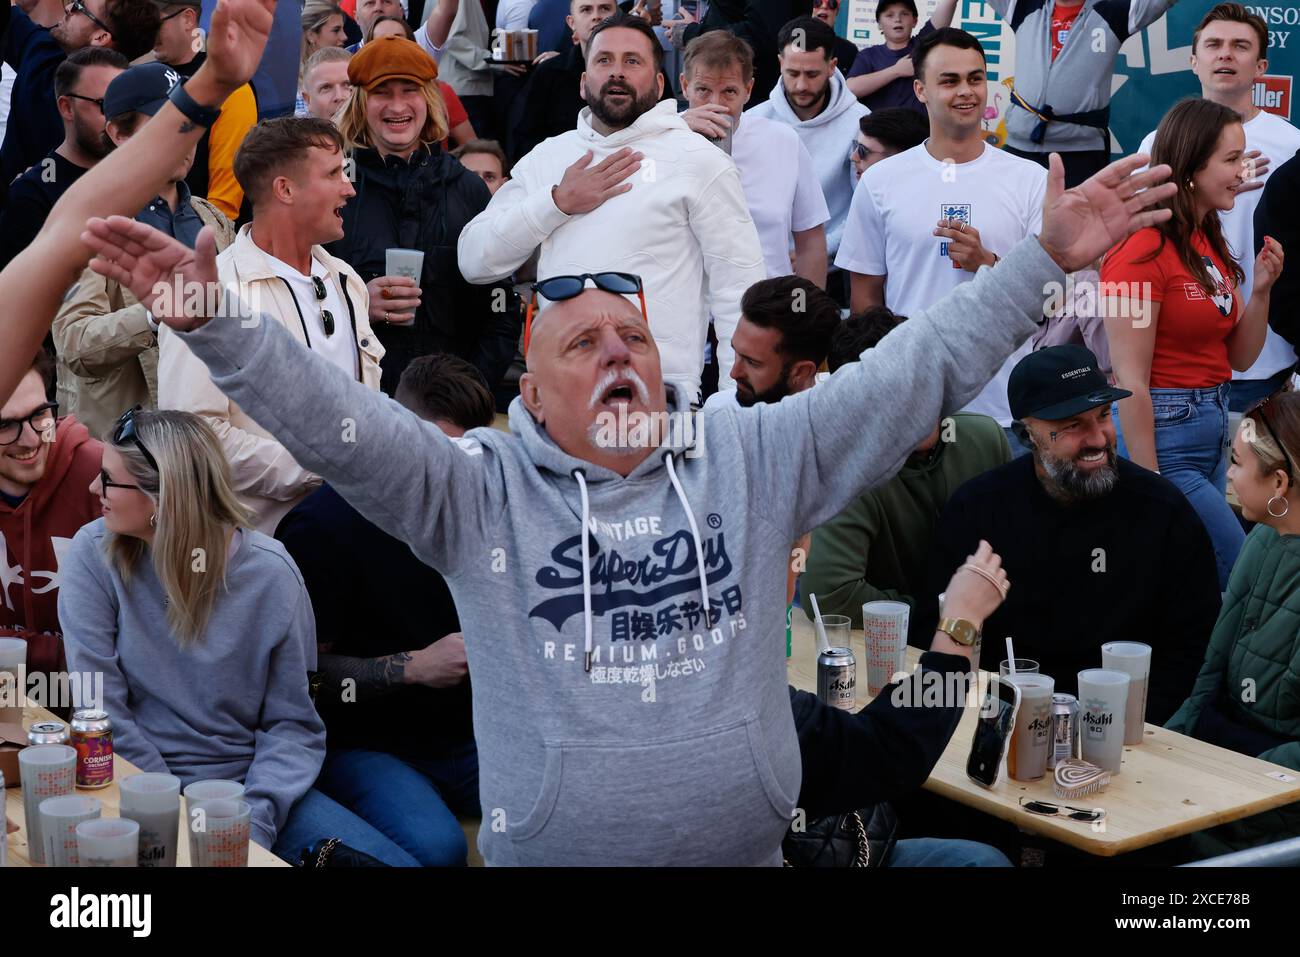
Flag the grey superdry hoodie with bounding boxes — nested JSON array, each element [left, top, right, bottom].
[[175, 237, 1064, 866]]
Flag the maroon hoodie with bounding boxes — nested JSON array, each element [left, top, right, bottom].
[[0, 416, 102, 674]]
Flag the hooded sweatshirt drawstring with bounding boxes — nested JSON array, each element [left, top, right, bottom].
[[572, 469, 595, 672], [570, 453, 710, 673], [663, 452, 711, 629]]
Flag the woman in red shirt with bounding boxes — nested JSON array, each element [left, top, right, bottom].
[[1103, 98, 1284, 587]]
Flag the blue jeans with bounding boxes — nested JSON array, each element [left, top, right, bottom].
[[1114, 384, 1242, 588], [270, 787, 422, 866], [1228, 366, 1294, 413], [316, 742, 481, 867], [887, 838, 1011, 867]]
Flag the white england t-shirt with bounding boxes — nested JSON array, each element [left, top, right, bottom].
[[730, 114, 830, 279], [835, 141, 1047, 426], [1139, 110, 1300, 380], [263, 252, 359, 380]]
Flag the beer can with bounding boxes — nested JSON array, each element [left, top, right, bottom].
[[817, 646, 856, 711], [70, 709, 114, 789], [1049, 693, 1079, 769], [27, 721, 70, 746]]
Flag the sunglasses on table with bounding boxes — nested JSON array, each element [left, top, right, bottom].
[[524, 272, 646, 356], [112, 405, 159, 474], [0, 401, 57, 446], [311, 275, 337, 337], [1248, 392, 1294, 479], [1019, 796, 1105, 823], [65, 0, 113, 35]]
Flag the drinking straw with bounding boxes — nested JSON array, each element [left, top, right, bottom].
[[1005, 637, 1017, 677], [809, 593, 830, 654]]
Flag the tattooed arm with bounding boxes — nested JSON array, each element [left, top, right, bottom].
[[313, 634, 468, 708]]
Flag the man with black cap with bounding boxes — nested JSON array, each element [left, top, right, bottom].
[[920, 344, 1221, 724], [51, 62, 237, 439], [153, 0, 258, 222]]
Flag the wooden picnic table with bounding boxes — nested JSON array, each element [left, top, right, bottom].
[[5, 698, 287, 867], [786, 611, 1300, 857]]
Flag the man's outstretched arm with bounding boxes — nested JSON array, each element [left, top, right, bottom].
[[0, 0, 276, 403]]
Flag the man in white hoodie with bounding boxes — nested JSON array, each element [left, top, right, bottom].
[[457, 11, 765, 401], [749, 15, 867, 300]]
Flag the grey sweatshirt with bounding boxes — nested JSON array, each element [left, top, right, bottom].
[[59, 521, 325, 850], [990, 0, 1176, 153], [171, 236, 1063, 865]]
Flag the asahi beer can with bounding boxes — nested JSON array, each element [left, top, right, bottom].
[[817, 646, 856, 711], [1049, 693, 1079, 769], [70, 709, 114, 789], [27, 721, 70, 746]]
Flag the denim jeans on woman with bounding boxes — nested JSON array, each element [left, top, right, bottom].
[[1114, 384, 1243, 588]]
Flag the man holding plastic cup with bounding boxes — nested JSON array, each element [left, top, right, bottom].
[[922, 345, 1221, 723]]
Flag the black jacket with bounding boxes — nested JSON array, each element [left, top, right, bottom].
[[327, 145, 519, 395], [1257, 153, 1300, 348], [790, 650, 968, 820], [920, 455, 1220, 726], [2, 9, 66, 187]]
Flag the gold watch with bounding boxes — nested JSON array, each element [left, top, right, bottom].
[[937, 617, 980, 646]]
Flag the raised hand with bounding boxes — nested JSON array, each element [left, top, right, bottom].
[[1252, 235, 1285, 297], [681, 103, 732, 139], [81, 216, 220, 331], [1037, 152, 1177, 273], [203, 0, 277, 96]]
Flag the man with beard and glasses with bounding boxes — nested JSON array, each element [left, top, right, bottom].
[[0, 47, 126, 271], [458, 11, 765, 402], [920, 345, 1221, 724]]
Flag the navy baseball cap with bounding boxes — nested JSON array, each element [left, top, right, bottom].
[[1008, 345, 1132, 422], [102, 62, 185, 122]]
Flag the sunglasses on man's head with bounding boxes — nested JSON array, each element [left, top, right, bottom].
[[524, 272, 646, 356], [1248, 392, 1294, 479], [112, 405, 158, 473], [311, 275, 337, 337]]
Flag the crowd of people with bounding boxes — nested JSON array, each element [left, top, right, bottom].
[[0, 0, 1298, 867]]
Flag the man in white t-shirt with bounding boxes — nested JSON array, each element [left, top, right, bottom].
[[836, 28, 1046, 450], [1135, 4, 1300, 412], [680, 31, 829, 285], [158, 118, 386, 534]]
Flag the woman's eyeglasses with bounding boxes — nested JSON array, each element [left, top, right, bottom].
[[0, 402, 57, 446], [524, 272, 646, 356], [112, 406, 158, 473], [312, 275, 336, 337], [1249, 392, 1294, 479], [99, 468, 141, 492], [1019, 797, 1105, 823]]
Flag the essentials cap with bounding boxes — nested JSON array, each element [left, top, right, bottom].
[[1008, 344, 1132, 422], [347, 36, 438, 91], [102, 61, 184, 121]]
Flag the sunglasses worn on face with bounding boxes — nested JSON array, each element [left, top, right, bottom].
[[1250, 392, 1294, 480], [113, 405, 159, 474], [311, 275, 337, 337], [0, 402, 57, 446], [66, 0, 113, 35], [524, 272, 647, 356], [1019, 797, 1105, 823], [64, 93, 105, 110], [815, 0, 839, 8]]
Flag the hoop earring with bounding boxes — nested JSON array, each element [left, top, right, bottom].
[[1267, 494, 1289, 518]]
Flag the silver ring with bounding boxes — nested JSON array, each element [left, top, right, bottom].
[[384, 311, 390, 322]]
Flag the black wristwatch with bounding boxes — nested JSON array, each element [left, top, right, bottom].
[[168, 81, 222, 129]]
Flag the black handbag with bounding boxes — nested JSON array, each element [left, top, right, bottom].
[[296, 838, 390, 868], [781, 802, 899, 868]]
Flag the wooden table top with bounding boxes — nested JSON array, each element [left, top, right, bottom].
[[5, 700, 287, 867], [787, 611, 1300, 856]]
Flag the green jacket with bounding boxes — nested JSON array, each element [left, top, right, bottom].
[[1166, 525, 1300, 857], [800, 413, 1009, 639]]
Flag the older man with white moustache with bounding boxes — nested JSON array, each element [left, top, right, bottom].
[[457, 11, 765, 401]]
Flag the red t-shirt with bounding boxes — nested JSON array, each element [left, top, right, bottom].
[[1102, 227, 1240, 389], [1050, 1, 1084, 60], [439, 81, 469, 151]]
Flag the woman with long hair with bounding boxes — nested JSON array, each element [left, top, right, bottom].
[[1166, 389, 1300, 855], [330, 37, 517, 396], [1102, 98, 1284, 586], [59, 408, 427, 864]]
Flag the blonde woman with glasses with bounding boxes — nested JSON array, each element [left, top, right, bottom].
[[59, 407, 428, 865]]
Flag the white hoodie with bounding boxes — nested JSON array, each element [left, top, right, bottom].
[[749, 70, 869, 259], [457, 99, 765, 399]]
